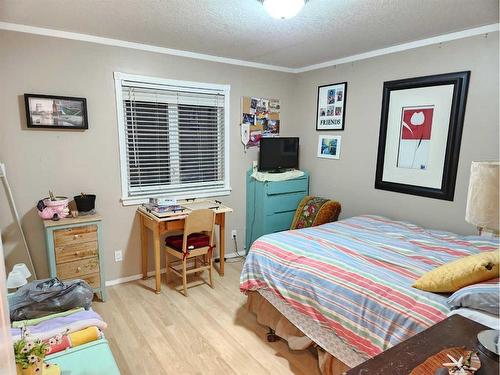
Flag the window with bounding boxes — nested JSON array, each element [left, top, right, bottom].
[[114, 73, 230, 204]]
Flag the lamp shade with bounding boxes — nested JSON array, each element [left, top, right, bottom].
[[6, 270, 27, 289], [465, 161, 499, 231], [12, 263, 31, 279]]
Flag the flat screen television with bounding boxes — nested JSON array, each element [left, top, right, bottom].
[[258, 137, 299, 172]]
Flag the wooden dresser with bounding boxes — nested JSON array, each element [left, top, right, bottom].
[[43, 214, 106, 301]]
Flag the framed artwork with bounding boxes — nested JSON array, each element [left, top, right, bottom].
[[375, 71, 470, 201], [316, 82, 347, 131], [317, 135, 341, 159], [24, 94, 88, 129]]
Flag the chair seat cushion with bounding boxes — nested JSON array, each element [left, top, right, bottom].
[[165, 233, 210, 252]]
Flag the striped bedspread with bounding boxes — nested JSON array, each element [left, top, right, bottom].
[[240, 215, 499, 357]]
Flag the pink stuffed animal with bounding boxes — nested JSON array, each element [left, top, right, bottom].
[[37, 197, 69, 221]]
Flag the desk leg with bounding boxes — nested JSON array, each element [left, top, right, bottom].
[[140, 216, 148, 280], [153, 224, 161, 294], [219, 213, 225, 277]]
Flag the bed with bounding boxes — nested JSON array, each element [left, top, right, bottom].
[[240, 215, 499, 370]]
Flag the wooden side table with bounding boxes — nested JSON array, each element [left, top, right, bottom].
[[43, 214, 107, 301], [346, 315, 499, 374]]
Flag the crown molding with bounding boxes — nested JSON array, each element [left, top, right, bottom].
[[0, 21, 295, 73], [0, 21, 497, 74], [295, 23, 499, 73]]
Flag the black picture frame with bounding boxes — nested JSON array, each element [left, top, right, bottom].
[[316, 82, 347, 131], [375, 71, 470, 201], [24, 94, 88, 130]]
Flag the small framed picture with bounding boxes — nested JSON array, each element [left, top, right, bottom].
[[24, 94, 88, 129], [316, 82, 347, 131], [317, 135, 341, 159]]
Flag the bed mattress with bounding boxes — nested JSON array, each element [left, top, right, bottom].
[[240, 215, 499, 358]]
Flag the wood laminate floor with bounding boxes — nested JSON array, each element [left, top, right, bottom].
[[93, 261, 321, 375]]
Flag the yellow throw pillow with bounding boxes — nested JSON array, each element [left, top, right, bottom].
[[413, 250, 499, 293]]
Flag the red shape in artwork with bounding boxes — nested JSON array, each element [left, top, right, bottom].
[[401, 107, 434, 140]]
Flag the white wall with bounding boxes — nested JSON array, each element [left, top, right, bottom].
[[289, 33, 499, 234], [1, 30, 498, 282], [0, 30, 296, 280]]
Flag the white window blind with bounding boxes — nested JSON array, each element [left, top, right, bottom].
[[114, 73, 230, 204]]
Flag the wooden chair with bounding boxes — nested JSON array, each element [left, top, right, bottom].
[[164, 209, 216, 296]]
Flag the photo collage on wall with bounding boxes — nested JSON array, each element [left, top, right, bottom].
[[241, 96, 280, 148], [316, 82, 347, 131]]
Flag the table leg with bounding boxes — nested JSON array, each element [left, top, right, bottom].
[[153, 224, 161, 294], [219, 213, 225, 277], [140, 215, 148, 280]]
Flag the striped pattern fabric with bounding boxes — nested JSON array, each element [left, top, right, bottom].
[[447, 278, 500, 315], [240, 215, 499, 357]]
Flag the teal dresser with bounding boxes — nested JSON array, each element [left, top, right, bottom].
[[245, 169, 309, 253]]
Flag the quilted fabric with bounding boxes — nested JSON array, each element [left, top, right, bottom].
[[290, 196, 341, 230]]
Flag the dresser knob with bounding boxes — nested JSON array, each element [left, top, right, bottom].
[[73, 235, 79, 239], [75, 251, 80, 256], [76, 267, 82, 272]]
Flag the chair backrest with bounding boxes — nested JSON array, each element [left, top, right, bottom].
[[290, 196, 341, 230], [182, 209, 216, 251]]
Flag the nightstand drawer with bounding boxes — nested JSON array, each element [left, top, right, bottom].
[[54, 225, 98, 247], [57, 257, 99, 279], [266, 178, 308, 195], [55, 241, 98, 264], [64, 272, 100, 289], [266, 211, 295, 233], [265, 193, 306, 215]]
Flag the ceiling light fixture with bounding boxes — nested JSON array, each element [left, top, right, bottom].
[[261, 0, 307, 20]]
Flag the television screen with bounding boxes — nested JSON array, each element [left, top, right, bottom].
[[259, 137, 299, 172]]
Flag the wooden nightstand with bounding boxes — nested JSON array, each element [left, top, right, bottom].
[[43, 214, 107, 301], [346, 315, 499, 374]]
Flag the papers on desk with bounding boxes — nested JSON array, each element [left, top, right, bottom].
[[139, 198, 231, 220], [143, 203, 184, 214]]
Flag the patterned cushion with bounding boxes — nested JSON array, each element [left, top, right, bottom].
[[290, 196, 341, 230], [165, 233, 210, 252], [447, 278, 500, 315]]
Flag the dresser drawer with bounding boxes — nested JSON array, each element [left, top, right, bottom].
[[266, 211, 295, 233], [55, 241, 98, 264], [265, 193, 306, 215], [64, 272, 100, 289], [57, 257, 99, 279], [266, 178, 308, 195], [54, 225, 98, 247]]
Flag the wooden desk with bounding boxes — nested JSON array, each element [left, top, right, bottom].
[[137, 199, 233, 294], [346, 315, 499, 375]]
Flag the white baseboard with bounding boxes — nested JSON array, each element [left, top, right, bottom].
[[105, 251, 243, 287]]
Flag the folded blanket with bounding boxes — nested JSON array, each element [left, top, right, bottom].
[[68, 326, 101, 347], [12, 308, 84, 328], [11, 310, 106, 342], [45, 326, 102, 355]]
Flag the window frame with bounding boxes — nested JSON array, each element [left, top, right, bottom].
[[114, 72, 231, 205]]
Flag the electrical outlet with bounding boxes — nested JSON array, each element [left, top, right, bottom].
[[114, 250, 123, 262], [231, 230, 237, 238]]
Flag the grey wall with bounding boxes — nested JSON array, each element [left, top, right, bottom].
[[1, 30, 498, 282], [289, 33, 499, 235], [0, 30, 296, 280]]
